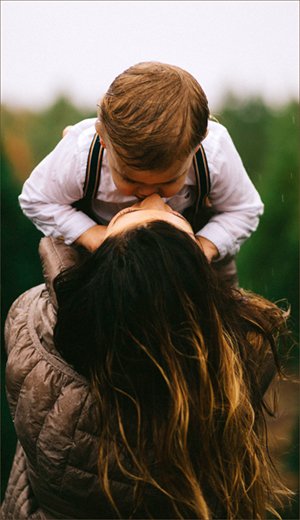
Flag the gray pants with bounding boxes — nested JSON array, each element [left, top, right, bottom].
[[212, 255, 239, 288]]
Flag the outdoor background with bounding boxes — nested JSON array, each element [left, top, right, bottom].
[[1, 1, 299, 517]]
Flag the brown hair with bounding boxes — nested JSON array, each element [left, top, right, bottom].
[[97, 61, 209, 170], [54, 221, 292, 519]]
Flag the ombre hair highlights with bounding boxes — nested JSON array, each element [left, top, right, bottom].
[[54, 221, 292, 519], [97, 62, 209, 170]]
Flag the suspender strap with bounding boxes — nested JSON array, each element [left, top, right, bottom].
[[193, 144, 211, 210], [182, 144, 211, 231], [83, 133, 104, 199]]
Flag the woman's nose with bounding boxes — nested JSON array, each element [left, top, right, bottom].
[[138, 193, 167, 210]]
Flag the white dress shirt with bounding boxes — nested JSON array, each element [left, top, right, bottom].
[[19, 118, 264, 260]]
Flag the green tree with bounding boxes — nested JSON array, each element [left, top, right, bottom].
[[216, 94, 274, 181]]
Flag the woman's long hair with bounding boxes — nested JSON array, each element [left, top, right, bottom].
[[54, 221, 291, 519]]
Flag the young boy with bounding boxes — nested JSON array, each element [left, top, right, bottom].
[[19, 61, 263, 272]]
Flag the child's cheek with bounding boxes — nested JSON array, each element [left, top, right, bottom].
[[119, 185, 136, 196], [160, 185, 181, 198], [111, 174, 135, 196], [160, 178, 186, 198]]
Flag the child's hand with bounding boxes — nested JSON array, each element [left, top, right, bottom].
[[74, 225, 108, 252], [195, 236, 219, 263]]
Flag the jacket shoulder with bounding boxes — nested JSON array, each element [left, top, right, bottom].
[[4, 285, 45, 356]]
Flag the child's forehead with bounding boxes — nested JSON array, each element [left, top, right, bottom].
[[110, 149, 193, 182]]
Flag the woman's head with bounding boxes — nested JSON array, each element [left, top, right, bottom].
[[54, 209, 290, 519]]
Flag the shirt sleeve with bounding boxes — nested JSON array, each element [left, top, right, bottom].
[[18, 125, 97, 245], [196, 124, 264, 260]]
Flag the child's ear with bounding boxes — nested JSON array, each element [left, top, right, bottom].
[[195, 129, 209, 149], [95, 119, 101, 134], [95, 119, 106, 148]]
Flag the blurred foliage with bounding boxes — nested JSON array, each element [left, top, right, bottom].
[[218, 96, 299, 339], [1, 95, 299, 515]]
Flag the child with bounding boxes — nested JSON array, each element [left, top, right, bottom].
[[19, 61, 263, 275]]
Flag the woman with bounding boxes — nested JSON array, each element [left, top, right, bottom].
[[3, 195, 291, 519]]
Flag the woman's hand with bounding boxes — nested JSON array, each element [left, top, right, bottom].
[[195, 236, 219, 263]]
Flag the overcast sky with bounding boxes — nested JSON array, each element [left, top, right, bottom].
[[1, 0, 299, 112]]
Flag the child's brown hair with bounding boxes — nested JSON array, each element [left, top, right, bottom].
[[98, 62, 209, 170]]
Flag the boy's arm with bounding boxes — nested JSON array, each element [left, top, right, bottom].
[[197, 124, 264, 260], [195, 236, 219, 263], [74, 224, 108, 251], [19, 121, 102, 246]]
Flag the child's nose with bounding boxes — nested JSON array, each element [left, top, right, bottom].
[[135, 184, 159, 199]]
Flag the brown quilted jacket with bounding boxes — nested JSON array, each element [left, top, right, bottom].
[[2, 238, 123, 519]]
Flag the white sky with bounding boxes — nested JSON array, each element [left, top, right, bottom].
[[1, 0, 299, 111]]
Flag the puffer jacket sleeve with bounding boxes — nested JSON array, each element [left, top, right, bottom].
[[3, 286, 50, 520], [4, 286, 46, 413], [3, 282, 118, 519], [5, 285, 44, 354]]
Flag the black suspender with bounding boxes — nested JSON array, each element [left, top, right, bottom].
[[76, 133, 210, 225], [193, 144, 211, 209], [72, 134, 104, 222], [83, 134, 104, 199]]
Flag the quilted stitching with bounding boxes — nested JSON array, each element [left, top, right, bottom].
[[1, 443, 41, 520], [3, 286, 105, 518]]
